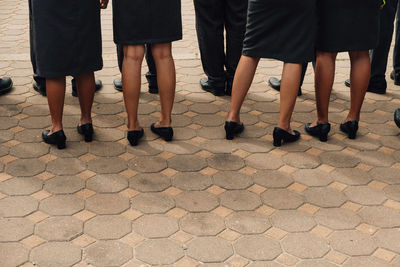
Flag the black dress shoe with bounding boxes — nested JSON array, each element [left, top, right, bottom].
[[340, 121, 359, 139], [394, 109, 400, 128], [224, 121, 244, 140], [391, 70, 395, 81], [77, 123, 94, 142], [72, 79, 102, 97], [42, 130, 66, 149], [127, 128, 144, 146], [33, 80, 46, 96], [0, 77, 13, 95], [151, 123, 173, 141], [146, 72, 159, 94], [273, 127, 300, 147], [225, 79, 233, 96], [200, 78, 225, 96], [305, 122, 331, 142], [345, 79, 351, 87], [367, 79, 387, 94], [114, 78, 123, 92], [268, 77, 302, 96]]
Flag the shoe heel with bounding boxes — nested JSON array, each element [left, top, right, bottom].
[[273, 138, 282, 147], [57, 140, 66, 150], [348, 132, 357, 139], [84, 134, 93, 142], [319, 133, 328, 142]]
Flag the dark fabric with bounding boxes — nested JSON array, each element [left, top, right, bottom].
[[243, 0, 317, 63], [317, 0, 380, 53], [194, 0, 248, 82], [116, 44, 157, 76], [113, 0, 182, 45], [29, 0, 103, 78]]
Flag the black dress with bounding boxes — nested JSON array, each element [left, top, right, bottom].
[[317, 0, 380, 52], [29, 0, 103, 78], [113, 0, 182, 45], [242, 0, 317, 63]]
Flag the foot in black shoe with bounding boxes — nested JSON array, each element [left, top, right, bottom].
[[305, 122, 331, 142], [151, 123, 173, 141], [77, 123, 94, 142], [394, 109, 400, 128], [42, 130, 66, 149], [268, 77, 302, 96], [200, 78, 225, 96], [225, 121, 244, 140], [391, 70, 400, 85], [146, 72, 159, 94], [127, 128, 144, 146], [273, 127, 300, 147], [225, 79, 233, 96], [0, 77, 13, 95], [340, 120, 359, 139], [345, 79, 350, 87], [33, 80, 46, 96], [72, 79, 102, 97], [367, 79, 387, 94], [114, 78, 123, 92]]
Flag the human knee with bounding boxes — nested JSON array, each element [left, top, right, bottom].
[[124, 46, 145, 63]]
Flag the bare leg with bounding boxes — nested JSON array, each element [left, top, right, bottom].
[[227, 56, 260, 123], [122, 45, 145, 131], [346, 50, 370, 122], [278, 63, 302, 132], [75, 72, 95, 126], [151, 43, 175, 127], [46, 77, 66, 133]]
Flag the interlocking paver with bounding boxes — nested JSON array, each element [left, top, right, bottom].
[[282, 233, 330, 259], [330, 168, 372, 185], [132, 192, 175, 214], [172, 172, 212, 191], [207, 154, 245, 171], [136, 239, 184, 265], [181, 212, 225, 236], [85, 241, 132, 266], [213, 171, 253, 190], [129, 173, 171, 192], [87, 174, 128, 193], [303, 187, 347, 208], [86, 194, 129, 215], [344, 185, 387, 205], [0, 218, 34, 241], [40, 195, 83, 216], [44, 176, 84, 194], [47, 158, 86, 176], [226, 211, 271, 234], [342, 256, 393, 267], [359, 206, 400, 228], [187, 236, 233, 262], [261, 189, 304, 210], [30, 242, 82, 267], [315, 208, 361, 230], [0, 177, 42, 195], [329, 230, 377, 256], [0, 243, 29, 267], [220, 190, 261, 211], [176, 191, 218, 212], [36, 216, 83, 241], [235, 235, 281, 261], [85, 215, 131, 240], [0, 196, 38, 217], [6, 159, 46, 176], [133, 214, 179, 238]]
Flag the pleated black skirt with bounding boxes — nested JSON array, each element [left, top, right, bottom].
[[317, 0, 380, 52], [243, 0, 317, 63], [30, 0, 103, 78], [113, 0, 183, 45]]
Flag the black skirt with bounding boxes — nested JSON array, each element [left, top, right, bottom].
[[113, 0, 183, 45], [317, 0, 380, 52], [242, 0, 317, 63], [30, 0, 103, 78]]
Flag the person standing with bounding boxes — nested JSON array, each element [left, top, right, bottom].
[[225, 0, 317, 147], [395, 108, 400, 127], [113, 0, 182, 146], [306, 0, 380, 141], [268, 62, 309, 96], [194, 0, 248, 96], [30, 0, 108, 149], [0, 77, 12, 95]]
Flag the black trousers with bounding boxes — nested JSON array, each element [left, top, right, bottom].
[[193, 0, 248, 83], [370, 0, 400, 82], [116, 44, 157, 76]]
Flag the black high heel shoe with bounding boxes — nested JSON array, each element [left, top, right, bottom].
[[305, 122, 331, 142], [127, 129, 144, 146], [42, 130, 66, 149], [77, 123, 94, 142], [224, 121, 244, 140], [340, 120, 359, 139], [151, 123, 173, 141], [273, 127, 300, 147]]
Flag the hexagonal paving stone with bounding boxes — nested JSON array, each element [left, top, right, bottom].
[[375, 228, 400, 254], [132, 193, 175, 214], [129, 173, 171, 192], [245, 153, 283, 170], [89, 142, 126, 157], [36, 216, 83, 241], [220, 190, 261, 211], [85, 215, 132, 240], [261, 189, 304, 209], [303, 187, 347, 208], [270, 210, 316, 232], [31, 242, 81, 267], [172, 172, 212, 191], [47, 158, 86, 175], [330, 168, 372, 185], [0, 218, 34, 241], [163, 141, 201, 155], [213, 171, 253, 190], [282, 233, 329, 259], [235, 235, 281, 261], [136, 239, 184, 265], [315, 208, 361, 230], [9, 142, 49, 158], [86, 194, 130, 215], [252, 170, 293, 188], [292, 169, 333, 187], [133, 214, 178, 238], [6, 159, 46, 177], [167, 155, 207, 172], [40, 195, 84, 216], [248, 262, 284, 267], [320, 152, 360, 168], [0, 196, 38, 217], [88, 157, 127, 174], [0, 177, 42, 196], [358, 206, 400, 228], [129, 156, 167, 173], [176, 191, 218, 212], [329, 230, 377, 256], [369, 167, 400, 184], [85, 241, 132, 267], [384, 184, 400, 201], [283, 153, 321, 169], [342, 256, 392, 267], [207, 154, 245, 171], [87, 174, 128, 193], [92, 103, 124, 115], [226, 211, 271, 234], [44, 176, 85, 194], [357, 151, 394, 167], [181, 213, 225, 236], [0, 243, 29, 267], [296, 260, 338, 267], [344, 186, 387, 205], [0, 117, 18, 129], [19, 116, 50, 129], [187, 237, 233, 263]]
